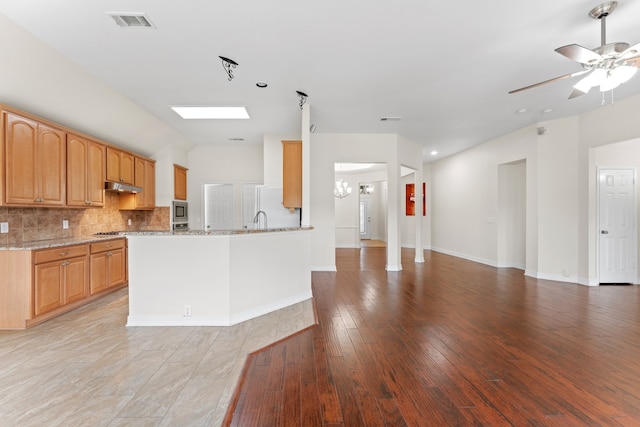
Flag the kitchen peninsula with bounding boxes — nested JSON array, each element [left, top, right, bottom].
[[126, 227, 312, 326]]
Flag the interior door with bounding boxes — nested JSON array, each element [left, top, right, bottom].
[[360, 200, 371, 239], [598, 169, 636, 284], [204, 183, 233, 230]]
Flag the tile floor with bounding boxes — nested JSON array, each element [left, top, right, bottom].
[[0, 288, 316, 426]]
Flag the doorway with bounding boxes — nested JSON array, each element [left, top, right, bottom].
[[597, 168, 636, 284], [497, 160, 526, 269], [203, 183, 233, 230]]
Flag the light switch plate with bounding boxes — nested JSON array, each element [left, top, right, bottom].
[[62, 220, 69, 229], [0, 222, 8, 233]]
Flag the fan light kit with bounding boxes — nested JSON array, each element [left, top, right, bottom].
[[219, 56, 238, 81], [509, 1, 640, 99]]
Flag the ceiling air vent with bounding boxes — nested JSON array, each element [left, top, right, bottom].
[[380, 117, 403, 122], [108, 13, 155, 28]]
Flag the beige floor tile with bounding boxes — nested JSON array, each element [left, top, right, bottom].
[[0, 288, 315, 426]]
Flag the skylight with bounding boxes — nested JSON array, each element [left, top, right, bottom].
[[171, 106, 250, 119]]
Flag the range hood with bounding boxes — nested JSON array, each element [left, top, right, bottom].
[[105, 181, 143, 193]]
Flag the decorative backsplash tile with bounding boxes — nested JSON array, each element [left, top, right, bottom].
[[0, 193, 170, 245]]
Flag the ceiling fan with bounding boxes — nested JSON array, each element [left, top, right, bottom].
[[509, 1, 640, 98]]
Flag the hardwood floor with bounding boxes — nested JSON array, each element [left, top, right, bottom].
[[226, 248, 640, 426]]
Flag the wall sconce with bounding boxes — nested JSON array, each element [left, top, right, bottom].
[[334, 179, 352, 199], [296, 91, 308, 110], [360, 184, 375, 195], [219, 56, 238, 81]]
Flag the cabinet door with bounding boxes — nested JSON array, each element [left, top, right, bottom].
[[64, 256, 88, 304], [66, 134, 89, 207], [34, 261, 64, 316], [90, 252, 108, 295], [5, 113, 38, 205], [174, 164, 188, 200], [105, 147, 121, 182], [37, 124, 66, 206], [120, 152, 134, 185], [282, 140, 302, 209], [144, 160, 155, 208], [108, 248, 126, 287], [86, 141, 105, 206]]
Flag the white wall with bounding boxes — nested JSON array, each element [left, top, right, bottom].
[[0, 14, 192, 158], [187, 144, 263, 230]]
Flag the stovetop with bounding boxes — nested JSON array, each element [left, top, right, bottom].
[[94, 231, 124, 236]]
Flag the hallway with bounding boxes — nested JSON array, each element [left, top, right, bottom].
[[227, 248, 640, 425]]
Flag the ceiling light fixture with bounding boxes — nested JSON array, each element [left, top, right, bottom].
[[431, 151, 438, 156], [360, 184, 375, 195], [310, 124, 316, 133], [296, 91, 308, 110], [334, 179, 352, 199], [171, 106, 249, 119], [218, 56, 238, 81], [256, 82, 267, 88]]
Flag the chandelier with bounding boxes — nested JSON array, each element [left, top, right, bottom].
[[334, 179, 352, 199], [360, 184, 375, 195]]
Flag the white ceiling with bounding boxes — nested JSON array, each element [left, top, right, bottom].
[[2, 0, 640, 162]]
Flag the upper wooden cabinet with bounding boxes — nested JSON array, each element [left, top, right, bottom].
[[106, 147, 134, 185], [174, 164, 188, 200], [67, 134, 105, 207], [3, 111, 66, 207], [282, 140, 302, 210], [119, 157, 155, 210]]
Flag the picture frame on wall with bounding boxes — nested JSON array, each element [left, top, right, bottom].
[[405, 182, 426, 216]]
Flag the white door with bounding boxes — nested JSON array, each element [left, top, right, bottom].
[[242, 183, 260, 228], [598, 169, 636, 284], [360, 200, 371, 239], [204, 183, 233, 230]]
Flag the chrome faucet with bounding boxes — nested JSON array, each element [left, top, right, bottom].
[[253, 210, 268, 230]]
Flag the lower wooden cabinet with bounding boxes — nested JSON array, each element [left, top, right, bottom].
[[0, 238, 127, 329], [90, 239, 126, 294], [34, 255, 88, 316], [33, 244, 89, 316]]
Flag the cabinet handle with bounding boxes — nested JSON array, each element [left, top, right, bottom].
[[60, 251, 69, 256], [61, 261, 69, 266], [106, 243, 112, 248], [106, 252, 113, 257]]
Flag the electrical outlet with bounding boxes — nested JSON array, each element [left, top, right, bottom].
[[128, 218, 132, 226], [0, 222, 8, 234], [184, 305, 192, 317], [62, 220, 69, 229]]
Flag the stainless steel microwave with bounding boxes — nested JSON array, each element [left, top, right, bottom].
[[172, 200, 188, 223]]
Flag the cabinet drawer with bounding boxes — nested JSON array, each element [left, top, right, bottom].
[[90, 239, 125, 254], [34, 244, 88, 264]]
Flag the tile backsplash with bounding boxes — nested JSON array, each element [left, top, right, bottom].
[[0, 193, 169, 245]]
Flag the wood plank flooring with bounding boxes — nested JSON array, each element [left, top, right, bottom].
[[226, 248, 640, 426]]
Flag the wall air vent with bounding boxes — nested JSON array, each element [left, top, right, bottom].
[[108, 13, 155, 28], [228, 138, 245, 142], [380, 117, 403, 121]]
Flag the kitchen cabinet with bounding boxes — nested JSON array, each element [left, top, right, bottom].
[[106, 147, 134, 185], [3, 111, 66, 206], [119, 157, 155, 210], [67, 134, 105, 207], [33, 244, 88, 316], [174, 164, 188, 200], [282, 140, 302, 210], [90, 238, 126, 295]]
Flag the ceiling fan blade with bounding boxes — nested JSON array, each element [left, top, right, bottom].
[[620, 41, 640, 59], [569, 88, 588, 99], [555, 44, 603, 64], [508, 70, 589, 94]]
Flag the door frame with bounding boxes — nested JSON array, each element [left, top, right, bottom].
[[596, 167, 637, 284]]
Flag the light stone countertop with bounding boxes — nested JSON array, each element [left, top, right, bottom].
[[0, 227, 313, 250]]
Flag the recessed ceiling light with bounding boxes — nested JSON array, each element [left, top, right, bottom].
[[380, 117, 403, 121], [515, 108, 528, 115], [256, 82, 268, 88], [171, 106, 249, 119], [228, 138, 245, 141], [431, 151, 438, 156], [541, 108, 553, 114]]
